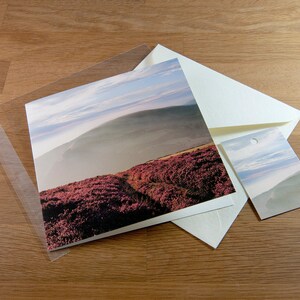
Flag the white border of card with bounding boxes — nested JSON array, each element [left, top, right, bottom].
[[136, 44, 300, 248]]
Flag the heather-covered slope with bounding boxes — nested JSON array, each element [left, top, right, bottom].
[[41, 175, 166, 249], [119, 145, 234, 211], [41, 145, 234, 250]]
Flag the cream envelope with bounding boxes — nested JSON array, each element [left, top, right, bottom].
[[135, 44, 300, 248]]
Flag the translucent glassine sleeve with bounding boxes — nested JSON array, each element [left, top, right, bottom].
[[0, 45, 151, 260]]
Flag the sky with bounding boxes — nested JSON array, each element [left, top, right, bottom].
[[25, 59, 196, 159], [222, 128, 300, 198]]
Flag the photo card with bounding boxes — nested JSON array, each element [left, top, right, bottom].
[[222, 128, 300, 219], [25, 59, 235, 250]]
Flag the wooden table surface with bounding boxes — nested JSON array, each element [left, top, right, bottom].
[[1, 1, 300, 299]]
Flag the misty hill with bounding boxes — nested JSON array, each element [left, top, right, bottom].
[[252, 170, 300, 219], [35, 104, 212, 191]]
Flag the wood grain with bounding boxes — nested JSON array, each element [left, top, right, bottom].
[[0, 0, 300, 299], [0, 60, 10, 93]]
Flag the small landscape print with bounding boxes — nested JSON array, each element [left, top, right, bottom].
[[25, 59, 235, 250], [222, 128, 300, 219]]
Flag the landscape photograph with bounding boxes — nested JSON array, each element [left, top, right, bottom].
[[25, 59, 235, 250], [222, 128, 300, 219]]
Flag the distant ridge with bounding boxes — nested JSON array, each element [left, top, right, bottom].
[[35, 104, 212, 191]]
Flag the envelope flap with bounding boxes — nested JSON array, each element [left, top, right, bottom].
[[136, 45, 300, 129], [210, 120, 299, 144]]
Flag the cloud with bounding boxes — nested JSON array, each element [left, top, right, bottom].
[[26, 59, 197, 158]]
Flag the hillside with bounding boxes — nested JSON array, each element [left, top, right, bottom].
[[252, 170, 300, 219], [41, 144, 234, 250]]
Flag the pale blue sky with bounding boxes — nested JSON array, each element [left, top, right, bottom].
[[222, 128, 300, 197], [25, 59, 196, 158]]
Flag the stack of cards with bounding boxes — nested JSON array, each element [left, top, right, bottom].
[[10, 45, 300, 252]]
